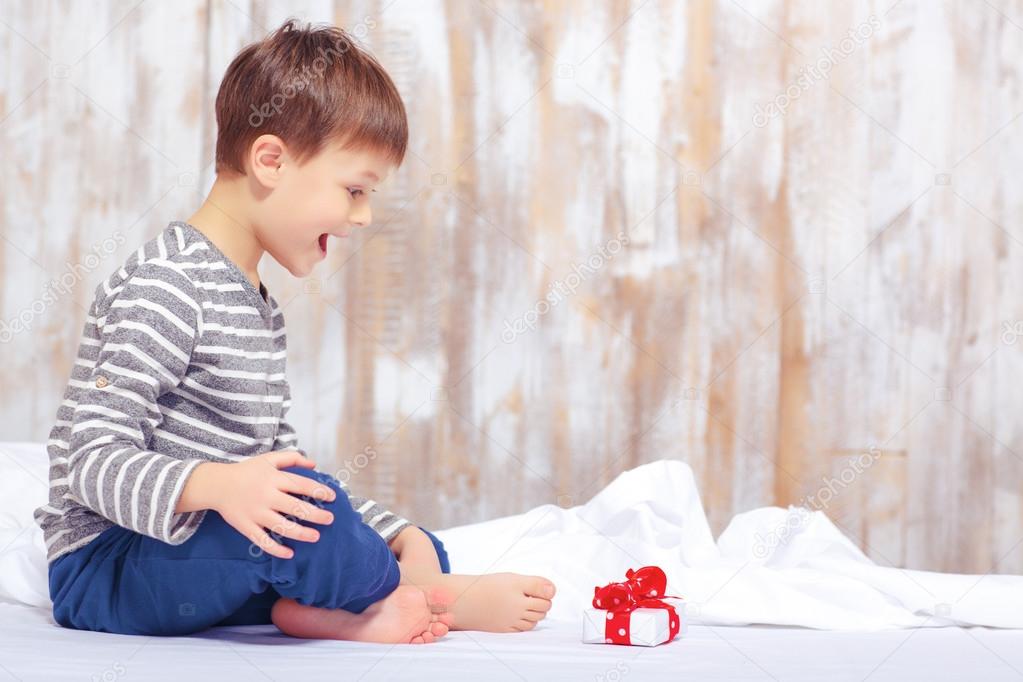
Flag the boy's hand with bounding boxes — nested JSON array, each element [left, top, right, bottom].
[[196, 451, 338, 559]]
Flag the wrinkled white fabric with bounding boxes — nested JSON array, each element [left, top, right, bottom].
[[435, 459, 1023, 629]]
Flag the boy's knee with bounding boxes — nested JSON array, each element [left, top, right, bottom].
[[274, 468, 399, 568], [275, 467, 371, 540], [268, 467, 400, 610]]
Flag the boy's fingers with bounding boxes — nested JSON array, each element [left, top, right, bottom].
[[275, 492, 335, 526], [262, 511, 321, 543], [270, 450, 315, 469], [246, 523, 293, 559], [280, 472, 338, 503]]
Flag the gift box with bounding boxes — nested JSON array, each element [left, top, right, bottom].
[[581, 566, 685, 646]]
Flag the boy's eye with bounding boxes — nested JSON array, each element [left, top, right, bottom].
[[347, 188, 364, 198]]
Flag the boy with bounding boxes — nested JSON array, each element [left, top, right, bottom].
[[34, 19, 555, 644]]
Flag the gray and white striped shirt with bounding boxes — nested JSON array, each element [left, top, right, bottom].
[[34, 221, 411, 564]]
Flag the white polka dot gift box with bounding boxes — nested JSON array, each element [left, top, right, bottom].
[[582, 565, 686, 646]]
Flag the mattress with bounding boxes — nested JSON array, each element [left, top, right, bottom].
[[1, 601, 1021, 681]]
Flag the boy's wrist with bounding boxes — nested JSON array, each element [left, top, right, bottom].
[[175, 461, 226, 514]]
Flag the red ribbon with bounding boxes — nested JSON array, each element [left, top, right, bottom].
[[592, 566, 682, 645]]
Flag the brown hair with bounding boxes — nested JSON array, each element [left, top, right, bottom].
[[214, 19, 407, 176]]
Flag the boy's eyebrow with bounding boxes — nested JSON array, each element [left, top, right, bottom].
[[360, 171, 380, 182]]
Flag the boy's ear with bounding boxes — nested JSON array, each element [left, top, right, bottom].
[[249, 134, 287, 188]]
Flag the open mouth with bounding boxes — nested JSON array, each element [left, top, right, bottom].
[[318, 233, 328, 256]]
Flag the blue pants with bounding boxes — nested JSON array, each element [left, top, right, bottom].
[[48, 465, 451, 636]]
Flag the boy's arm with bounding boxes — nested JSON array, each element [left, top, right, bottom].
[[339, 481, 413, 545], [65, 259, 208, 545], [271, 382, 412, 544]]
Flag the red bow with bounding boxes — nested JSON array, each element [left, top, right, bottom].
[[592, 566, 682, 645]]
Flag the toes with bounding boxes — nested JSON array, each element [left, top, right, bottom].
[[429, 621, 449, 637], [523, 610, 545, 622], [526, 596, 552, 612], [513, 619, 537, 631], [420, 631, 436, 644], [411, 635, 425, 644], [526, 577, 556, 599], [436, 611, 456, 627]]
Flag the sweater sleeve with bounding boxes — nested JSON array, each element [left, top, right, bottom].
[[272, 381, 413, 544], [66, 259, 208, 545]]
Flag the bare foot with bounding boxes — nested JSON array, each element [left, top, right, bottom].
[[403, 571, 556, 633], [271, 585, 455, 644]]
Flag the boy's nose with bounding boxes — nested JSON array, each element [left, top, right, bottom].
[[349, 205, 372, 229]]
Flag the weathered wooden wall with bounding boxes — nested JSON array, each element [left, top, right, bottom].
[[2, 0, 1021, 574]]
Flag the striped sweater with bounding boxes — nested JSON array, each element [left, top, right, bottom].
[[34, 221, 411, 564]]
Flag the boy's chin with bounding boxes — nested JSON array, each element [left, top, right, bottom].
[[291, 262, 318, 279], [271, 251, 318, 279]]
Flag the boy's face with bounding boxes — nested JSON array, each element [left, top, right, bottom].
[[254, 141, 394, 277]]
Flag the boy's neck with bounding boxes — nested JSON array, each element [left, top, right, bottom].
[[185, 176, 264, 291]]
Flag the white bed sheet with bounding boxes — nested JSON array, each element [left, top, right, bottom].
[[1, 602, 1022, 681], [4, 441, 1023, 679]]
